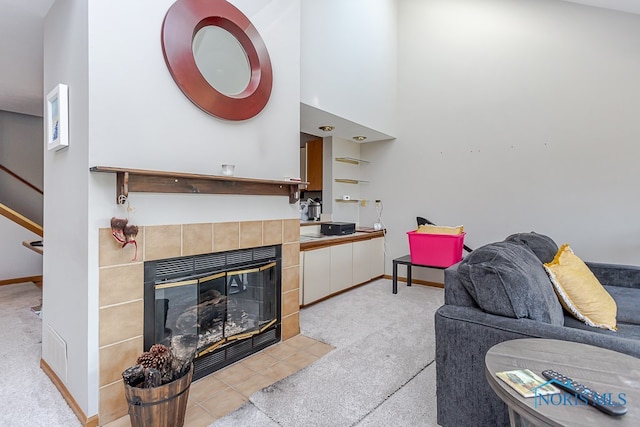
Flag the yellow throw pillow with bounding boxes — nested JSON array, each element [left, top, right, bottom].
[[416, 224, 464, 235], [543, 244, 617, 331]]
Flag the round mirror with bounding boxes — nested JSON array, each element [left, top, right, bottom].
[[161, 0, 273, 121], [192, 26, 251, 96]]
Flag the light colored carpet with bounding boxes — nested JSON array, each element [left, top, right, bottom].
[[213, 278, 443, 427], [0, 279, 443, 427], [0, 282, 80, 427]]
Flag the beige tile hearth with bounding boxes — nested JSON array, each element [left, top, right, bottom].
[[103, 335, 334, 427], [98, 218, 302, 424], [199, 388, 247, 419], [183, 223, 214, 255], [213, 222, 240, 252], [144, 224, 181, 260]]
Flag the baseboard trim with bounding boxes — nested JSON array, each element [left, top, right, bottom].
[[40, 359, 99, 427], [0, 275, 42, 287], [383, 274, 443, 289]]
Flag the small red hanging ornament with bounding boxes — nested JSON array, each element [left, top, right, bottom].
[[111, 217, 139, 260]]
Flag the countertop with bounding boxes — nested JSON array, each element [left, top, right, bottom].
[[300, 220, 327, 226], [299, 230, 384, 251]]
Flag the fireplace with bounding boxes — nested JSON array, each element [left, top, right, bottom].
[[143, 245, 282, 380], [98, 219, 299, 424]]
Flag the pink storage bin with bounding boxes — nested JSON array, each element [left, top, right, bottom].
[[406, 231, 466, 267]]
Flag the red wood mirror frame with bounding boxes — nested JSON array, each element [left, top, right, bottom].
[[161, 0, 273, 121]]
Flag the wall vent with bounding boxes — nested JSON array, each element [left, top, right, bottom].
[[44, 324, 68, 383]]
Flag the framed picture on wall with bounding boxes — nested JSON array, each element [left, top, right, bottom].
[[46, 83, 69, 151]]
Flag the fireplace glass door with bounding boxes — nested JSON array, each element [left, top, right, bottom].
[[152, 261, 279, 361], [225, 261, 278, 340], [145, 245, 281, 379]]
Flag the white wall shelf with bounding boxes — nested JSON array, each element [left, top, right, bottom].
[[335, 157, 370, 165], [334, 178, 370, 184]]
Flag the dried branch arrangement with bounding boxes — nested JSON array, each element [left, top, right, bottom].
[[110, 217, 139, 260], [122, 344, 194, 388]]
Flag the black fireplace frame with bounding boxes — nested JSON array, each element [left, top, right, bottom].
[[143, 245, 282, 380]]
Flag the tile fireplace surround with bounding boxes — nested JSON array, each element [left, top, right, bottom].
[[97, 219, 300, 425]]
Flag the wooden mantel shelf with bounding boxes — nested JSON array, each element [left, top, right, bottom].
[[90, 166, 307, 204]]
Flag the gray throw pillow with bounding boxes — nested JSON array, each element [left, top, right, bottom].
[[457, 241, 564, 325], [504, 232, 558, 263]]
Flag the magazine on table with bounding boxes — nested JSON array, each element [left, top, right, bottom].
[[496, 369, 560, 398]]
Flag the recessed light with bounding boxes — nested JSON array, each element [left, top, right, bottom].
[[352, 135, 367, 141], [318, 125, 335, 132]]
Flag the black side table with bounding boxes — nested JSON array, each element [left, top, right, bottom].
[[392, 254, 446, 293]]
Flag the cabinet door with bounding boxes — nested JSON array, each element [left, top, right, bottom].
[[370, 237, 385, 278], [302, 247, 331, 304], [299, 251, 304, 305], [306, 139, 323, 191], [300, 146, 307, 184], [352, 239, 372, 285], [330, 243, 353, 293]]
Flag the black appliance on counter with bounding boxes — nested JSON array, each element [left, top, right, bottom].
[[321, 222, 356, 236]]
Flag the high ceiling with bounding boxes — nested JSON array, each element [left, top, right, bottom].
[[0, 0, 54, 116], [0, 0, 638, 120], [562, 0, 640, 14]]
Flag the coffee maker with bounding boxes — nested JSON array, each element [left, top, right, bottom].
[[307, 200, 321, 221]]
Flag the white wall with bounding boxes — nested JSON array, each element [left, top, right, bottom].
[[87, 0, 301, 224], [330, 137, 364, 224], [301, 0, 397, 137], [0, 215, 42, 279], [0, 111, 43, 223], [0, 110, 44, 285], [44, 0, 300, 417], [43, 0, 91, 413], [362, 0, 640, 282]]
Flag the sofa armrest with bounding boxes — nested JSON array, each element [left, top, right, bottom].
[[586, 261, 640, 289], [435, 304, 640, 427]]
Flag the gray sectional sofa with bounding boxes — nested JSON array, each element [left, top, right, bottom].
[[434, 232, 640, 427]]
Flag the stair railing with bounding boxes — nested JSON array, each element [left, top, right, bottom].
[[0, 164, 43, 195], [0, 203, 43, 237], [0, 164, 43, 236]]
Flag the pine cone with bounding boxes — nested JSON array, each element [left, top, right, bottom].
[[150, 343, 169, 356], [149, 344, 168, 361], [153, 353, 170, 369], [151, 344, 173, 373], [136, 351, 155, 369]]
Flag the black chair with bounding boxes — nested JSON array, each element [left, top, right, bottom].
[[416, 216, 473, 253]]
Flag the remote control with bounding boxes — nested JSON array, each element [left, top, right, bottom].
[[541, 369, 627, 416]]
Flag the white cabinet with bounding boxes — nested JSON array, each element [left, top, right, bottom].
[[302, 247, 331, 305], [353, 237, 385, 285], [299, 251, 304, 305], [352, 240, 372, 285], [330, 243, 353, 293], [302, 244, 352, 304], [370, 237, 385, 278], [301, 234, 385, 305]]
